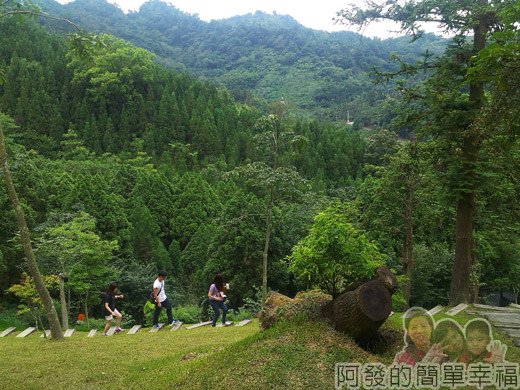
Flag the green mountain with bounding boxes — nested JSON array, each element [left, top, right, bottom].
[[38, 0, 446, 122]]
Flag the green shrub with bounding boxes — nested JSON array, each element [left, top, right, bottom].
[[226, 309, 253, 322], [74, 318, 106, 331], [143, 302, 201, 325], [411, 243, 452, 307], [240, 287, 262, 316], [143, 301, 161, 326], [0, 306, 29, 331], [172, 305, 200, 324], [289, 205, 385, 297], [391, 274, 408, 312]]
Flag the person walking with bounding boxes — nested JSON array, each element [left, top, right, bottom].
[[152, 270, 176, 328], [208, 273, 229, 327], [102, 282, 124, 336]]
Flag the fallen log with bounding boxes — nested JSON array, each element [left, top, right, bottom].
[[260, 266, 398, 342]]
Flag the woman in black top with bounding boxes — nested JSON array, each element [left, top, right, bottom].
[[102, 282, 124, 336]]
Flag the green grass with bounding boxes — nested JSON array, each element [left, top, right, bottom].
[[0, 318, 397, 390], [168, 319, 391, 390], [2, 310, 520, 389], [0, 322, 258, 389]]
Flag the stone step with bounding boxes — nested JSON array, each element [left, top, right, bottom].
[[40, 330, 51, 338], [473, 304, 520, 313], [16, 327, 36, 338], [170, 321, 183, 331], [186, 321, 212, 330], [127, 325, 142, 335], [216, 321, 234, 328], [484, 313, 520, 323], [0, 327, 16, 337], [236, 319, 252, 327], [64, 329, 75, 337], [105, 326, 117, 336], [428, 305, 444, 316], [501, 329, 520, 338], [445, 303, 468, 316], [492, 322, 520, 329], [87, 329, 98, 337], [149, 323, 165, 333]]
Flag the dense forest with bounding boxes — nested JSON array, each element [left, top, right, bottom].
[[37, 0, 446, 123], [1, 0, 519, 334]]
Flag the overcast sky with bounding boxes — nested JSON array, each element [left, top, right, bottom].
[[56, 0, 409, 38]]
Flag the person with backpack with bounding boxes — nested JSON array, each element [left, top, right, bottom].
[[208, 273, 229, 327], [151, 270, 177, 329], [102, 281, 124, 336]]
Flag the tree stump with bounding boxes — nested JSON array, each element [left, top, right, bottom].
[[260, 266, 398, 342]]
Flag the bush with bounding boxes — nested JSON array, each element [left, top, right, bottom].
[[172, 305, 200, 324], [143, 301, 161, 326], [0, 306, 30, 331], [240, 287, 262, 316], [74, 318, 106, 331], [411, 243, 453, 307], [226, 309, 253, 322], [289, 205, 385, 297], [143, 302, 201, 325], [224, 287, 261, 322], [391, 274, 408, 312]]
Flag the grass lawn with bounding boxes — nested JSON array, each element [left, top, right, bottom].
[[0, 322, 258, 390], [0, 318, 398, 390], [2, 311, 520, 389]]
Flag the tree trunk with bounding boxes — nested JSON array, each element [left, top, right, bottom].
[[261, 267, 398, 342], [262, 186, 274, 303], [402, 154, 414, 307], [450, 160, 477, 305], [326, 280, 390, 340], [59, 274, 69, 330], [449, 16, 486, 305], [323, 266, 397, 342], [85, 291, 90, 326], [0, 125, 63, 339]]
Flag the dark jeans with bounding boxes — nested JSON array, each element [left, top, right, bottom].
[[153, 298, 173, 325], [209, 299, 228, 326]]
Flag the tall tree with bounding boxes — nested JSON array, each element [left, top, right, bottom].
[[338, 0, 517, 304], [0, 113, 63, 339], [289, 204, 385, 298], [229, 114, 309, 301], [0, 0, 90, 339], [35, 211, 117, 327]]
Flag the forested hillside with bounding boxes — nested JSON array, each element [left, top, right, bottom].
[[37, 0, 445, 123], [0, 16, 369, 324], [1, 0, 519, 340]]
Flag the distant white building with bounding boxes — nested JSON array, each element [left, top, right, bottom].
[[346, 111, 354, 126]]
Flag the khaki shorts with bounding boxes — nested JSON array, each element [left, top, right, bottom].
[[105, 309, 121, 321]]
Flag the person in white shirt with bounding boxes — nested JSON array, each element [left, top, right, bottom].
[[152, 270, 176, 328]]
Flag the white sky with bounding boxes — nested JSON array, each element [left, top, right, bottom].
[[55, 0, 412, 38]]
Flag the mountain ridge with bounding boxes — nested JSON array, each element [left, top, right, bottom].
[[38, 0, 446, 121]]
